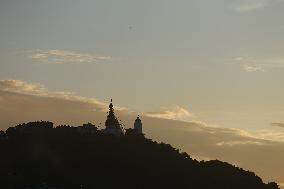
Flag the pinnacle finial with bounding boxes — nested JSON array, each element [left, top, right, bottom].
[[111, 98, 113, 103], [136, 115, 140, 120]]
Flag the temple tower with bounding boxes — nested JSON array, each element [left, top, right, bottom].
[[134, 115, 143, 134], [104, 99, 123, 136]]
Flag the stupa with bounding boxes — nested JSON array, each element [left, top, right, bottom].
[[103, 99, 124, 136]]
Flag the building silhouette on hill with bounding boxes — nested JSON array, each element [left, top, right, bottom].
[[2, 99, 143, 137], [103, 99, 143, 136], [134, 115, 142, 134], [103, 99, 124, 136]]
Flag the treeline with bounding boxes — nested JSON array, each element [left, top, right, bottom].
[[0, 121, 279, 189]]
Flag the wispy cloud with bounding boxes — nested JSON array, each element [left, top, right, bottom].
[[271, 123, 284, 128], [0, 80, 47, 95], [231, 0, 270, 12], [230, 0, 282, 13], [0, 79, 107, 109], [27, 49, 111, 64], [243, 64, 265, 72], [2, 79, 284, 144], [216, 140, 265, 146], [143, 106, 193, 122], [247, 129, 284, 142], [1, 79, 284, 185], [231, 57, 284, 72]]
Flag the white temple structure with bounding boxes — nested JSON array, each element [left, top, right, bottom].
[[134, 116, 143, 134], [102, 99, 143, 136], [103, 99, 124, 136]]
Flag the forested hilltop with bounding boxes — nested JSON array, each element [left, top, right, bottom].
[[0, 121, 279, 189]]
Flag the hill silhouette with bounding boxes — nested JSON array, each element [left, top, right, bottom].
[[0, 121, 279, 189]]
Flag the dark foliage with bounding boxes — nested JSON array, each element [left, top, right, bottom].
[[0, 121, 279, 189]]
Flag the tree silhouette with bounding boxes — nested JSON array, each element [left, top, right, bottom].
[[0, 121, 280, 189]]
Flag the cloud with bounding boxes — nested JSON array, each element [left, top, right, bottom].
[[0, 79, 107, 112], [143, 106, 193, 122], [27, 49, 111, 64], [243, 64, 265, 72], [216, 140, 266, 146], [231, 0, 281, 12], [232, 57, 284, 72], [1, 79, 284, 142], [0, 80, 47, 95], [271, 123, 284, 128], [1, 79, 284, 186], [232, 0, 270, 12], [252, 129, 284, 142], [142, 117, 284, 186]]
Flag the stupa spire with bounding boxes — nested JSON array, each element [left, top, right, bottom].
[[104, 99, 123, 135]]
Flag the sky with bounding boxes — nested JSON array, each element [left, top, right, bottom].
[[1, 0, 284, 187]]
